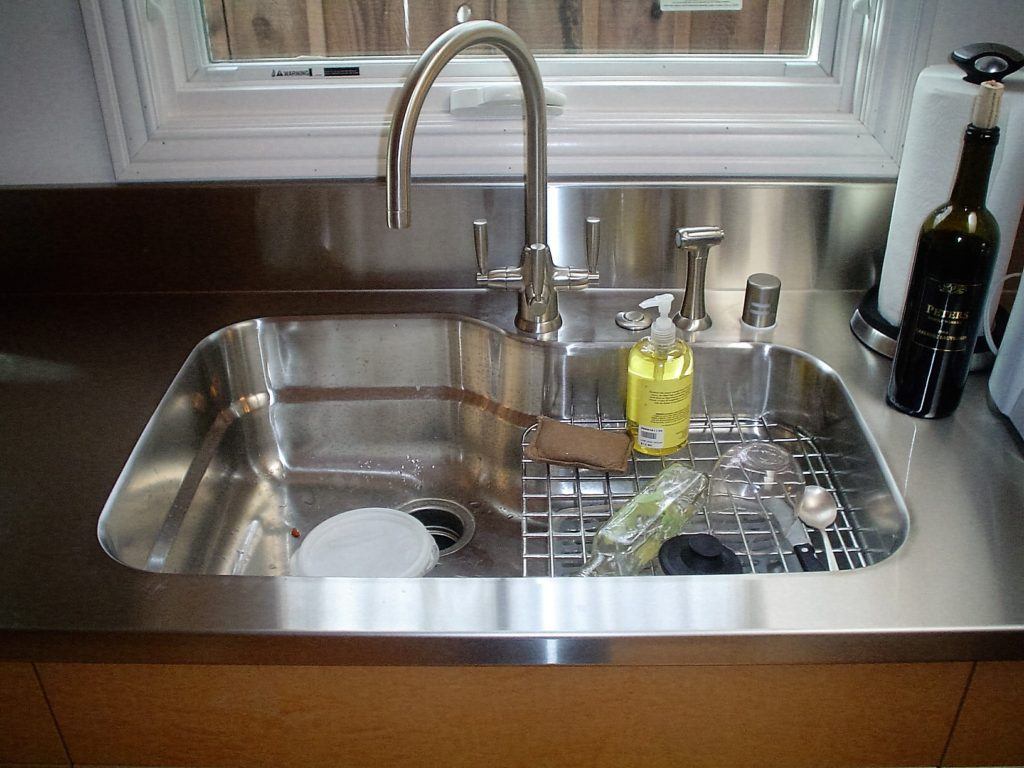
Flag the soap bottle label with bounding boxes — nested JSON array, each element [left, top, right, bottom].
[[629, 377, 693, 450], [637, 425, 664, 448]]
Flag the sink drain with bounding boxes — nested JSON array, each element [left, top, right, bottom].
[[399, 499, 475, 556]]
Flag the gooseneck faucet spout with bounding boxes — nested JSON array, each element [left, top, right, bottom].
[[386, 20, 546, 244], [385, 20, 598, 336]]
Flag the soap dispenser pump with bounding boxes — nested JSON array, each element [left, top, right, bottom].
[[625, 294, 695, 456], [641, 294, 678, 350]]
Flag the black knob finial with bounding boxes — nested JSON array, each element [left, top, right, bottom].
[[951, 42, 1024, 84]]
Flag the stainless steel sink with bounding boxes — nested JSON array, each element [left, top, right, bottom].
[[99, 315, 907, 577]]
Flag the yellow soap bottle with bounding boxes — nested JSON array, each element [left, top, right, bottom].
[[626, 294, 694, 456]]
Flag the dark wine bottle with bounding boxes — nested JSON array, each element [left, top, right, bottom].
[[887, 81, 1003, 419]]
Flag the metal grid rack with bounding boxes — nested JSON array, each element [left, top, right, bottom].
[[520, 408, 875, 577]]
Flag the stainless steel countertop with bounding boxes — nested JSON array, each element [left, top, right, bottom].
[[1, 288, 1022, 665]]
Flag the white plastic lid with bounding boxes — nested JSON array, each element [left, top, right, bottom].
[[638, 293, 677, 349], [291, 508, 440, 578]]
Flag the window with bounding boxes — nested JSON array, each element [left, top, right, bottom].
[[81, 0, 936, 181], [201, 1, 817, 60]]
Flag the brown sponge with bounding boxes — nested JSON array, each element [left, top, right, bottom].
[[525, 417, 632, 473]]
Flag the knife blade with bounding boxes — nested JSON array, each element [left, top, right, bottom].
[[764, 498, 825, 572]]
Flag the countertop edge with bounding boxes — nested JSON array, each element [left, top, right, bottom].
[[4, 628, 1023, 666]]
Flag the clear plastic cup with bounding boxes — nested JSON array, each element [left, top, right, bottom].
[[708, 441, 805, 504]]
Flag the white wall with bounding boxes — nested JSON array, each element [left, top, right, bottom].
[[926, 0, 1024, 65], [0, 1, 1021, 186], [0, 0, 114, 184]]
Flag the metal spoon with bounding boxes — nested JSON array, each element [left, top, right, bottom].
[[797, 486, 839, 572]]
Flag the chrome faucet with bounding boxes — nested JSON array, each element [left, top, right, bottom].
[[385, 20, 599, 335]]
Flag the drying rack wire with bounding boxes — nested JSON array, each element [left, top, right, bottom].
[[520, 395, 877, 577]]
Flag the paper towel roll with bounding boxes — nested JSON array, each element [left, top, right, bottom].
[[989, 280, 1024, 436], [877, 65, 1024, 327]]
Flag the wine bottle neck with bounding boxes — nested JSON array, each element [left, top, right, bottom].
[[949, 125, 999, 208]]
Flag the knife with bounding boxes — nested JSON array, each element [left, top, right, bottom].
[[764, 498, 825, 572]]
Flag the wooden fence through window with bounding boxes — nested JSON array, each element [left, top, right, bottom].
[[202, 0, 815, 60]]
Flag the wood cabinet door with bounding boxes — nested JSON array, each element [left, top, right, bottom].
[[0, 662, 68, 766], [37, 662, 970, 768], [943, 661, 1024, 767]]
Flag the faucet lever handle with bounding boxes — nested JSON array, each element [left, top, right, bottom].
[[473, 219, 488, 276], [585, 216, 601, 276]]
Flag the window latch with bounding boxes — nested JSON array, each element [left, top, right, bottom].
[[450, 85, 567, 119]]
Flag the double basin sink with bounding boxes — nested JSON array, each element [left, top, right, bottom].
[[99, 315, 907, 577]]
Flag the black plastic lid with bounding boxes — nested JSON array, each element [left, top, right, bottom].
[[658, 533, 742, 576], [951, 43, 1024, 84]]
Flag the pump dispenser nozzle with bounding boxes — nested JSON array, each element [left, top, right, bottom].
[[639, 294, 678, 349]]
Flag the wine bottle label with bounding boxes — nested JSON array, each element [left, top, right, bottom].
[[911, 277, 984, 352]]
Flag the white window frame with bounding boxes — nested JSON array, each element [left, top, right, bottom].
[[81, 0, 934, 182]]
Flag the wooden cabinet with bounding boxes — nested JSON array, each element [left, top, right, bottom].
[[35, 662, 970, 768], [0, 662, 67, 766], [943, 661, 1024, 767], [18, 659, 1024, 767]]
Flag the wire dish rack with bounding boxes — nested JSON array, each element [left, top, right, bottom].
[[521, 410, 877, 577]]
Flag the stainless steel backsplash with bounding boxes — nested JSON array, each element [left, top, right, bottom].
[[0, 179, 894, 292]]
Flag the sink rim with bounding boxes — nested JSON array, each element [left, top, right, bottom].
[[96, 311, 910, 581]]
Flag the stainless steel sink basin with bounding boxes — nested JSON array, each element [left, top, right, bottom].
[[99, 315, 907, 577]]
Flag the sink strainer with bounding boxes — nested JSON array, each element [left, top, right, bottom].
[[399, 499, 476, 556]]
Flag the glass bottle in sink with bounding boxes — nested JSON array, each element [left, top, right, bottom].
[[579, 463, 708, 576]]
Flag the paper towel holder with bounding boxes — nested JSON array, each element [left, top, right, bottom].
[[951, 42, 1023, 84], [851, 42, 1021, 368]]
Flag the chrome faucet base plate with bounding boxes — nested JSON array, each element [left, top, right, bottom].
[[674, 313, 712, 332], [516, 313, 562, 336]]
